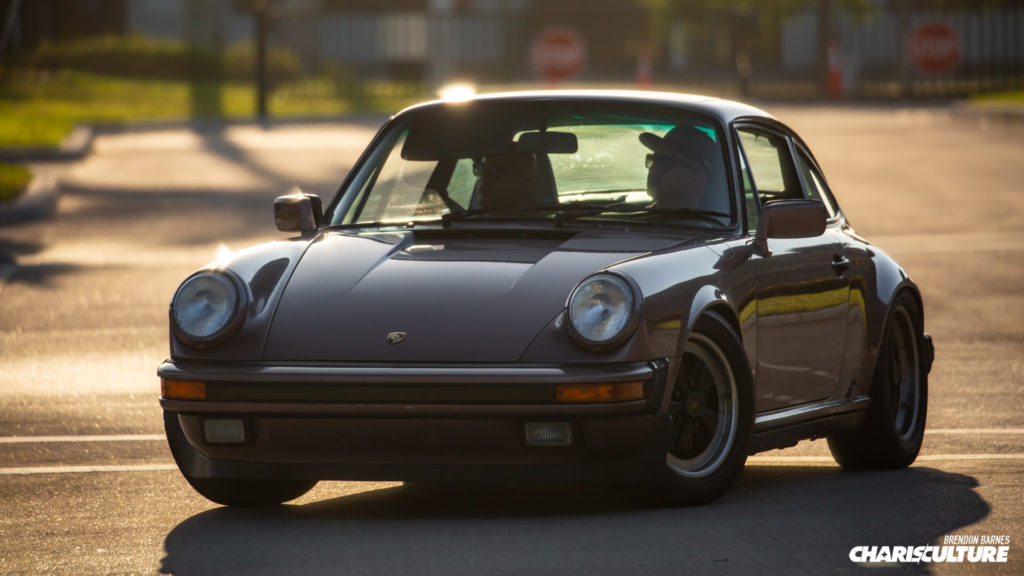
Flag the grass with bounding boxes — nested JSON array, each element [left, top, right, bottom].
[[0, 69, 424, 148], [0, 161, 31, 203], [971, 90, 1024, 105]]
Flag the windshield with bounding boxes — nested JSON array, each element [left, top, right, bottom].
[[328, 103, 733, 228]]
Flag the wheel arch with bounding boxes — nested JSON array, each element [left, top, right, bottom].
[[870, 281, 925, 375], [681, 286, 745, 357], [649, 288, 755, 505]]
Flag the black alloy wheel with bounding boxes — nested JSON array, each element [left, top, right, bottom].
[[828, 292, 928, 469], [654, 311, 754, 506]]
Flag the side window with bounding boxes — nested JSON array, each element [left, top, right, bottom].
[[795, 149, 838, 219], [737, 148, 760, 232], [736, 128, 802, 206]]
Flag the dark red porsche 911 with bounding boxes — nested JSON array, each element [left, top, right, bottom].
[[159, 91, 933, 506]]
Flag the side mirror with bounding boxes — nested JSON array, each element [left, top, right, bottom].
[[274, 191, 322, 234], [755, 200, 828, 257]]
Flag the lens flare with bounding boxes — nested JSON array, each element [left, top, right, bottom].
[[438, 82, 477, 102], [215, 243, 232, 265]]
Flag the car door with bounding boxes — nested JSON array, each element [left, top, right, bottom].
[[736, 124, 851, 412]]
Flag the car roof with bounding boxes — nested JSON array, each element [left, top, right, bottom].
[[396, 89, 776, 125]]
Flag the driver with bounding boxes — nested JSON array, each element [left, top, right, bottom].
[[474, 150, 538, 214], [640, 126, 719, 210]]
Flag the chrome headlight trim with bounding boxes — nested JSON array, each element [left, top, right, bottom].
[[566, 272, 642, 351], [170, 269, 247, 348]]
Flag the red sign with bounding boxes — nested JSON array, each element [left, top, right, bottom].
[[531, 27, 586, 84], [908, 22, 960, 75]]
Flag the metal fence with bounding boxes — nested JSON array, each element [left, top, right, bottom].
[[110, 0, 1024, 98], [780, 4, 1024, 97]]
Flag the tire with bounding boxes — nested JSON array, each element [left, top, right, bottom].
[[637, 311, 754, 506], [827, 292, 928, 469], [164, 412, 317, 506]]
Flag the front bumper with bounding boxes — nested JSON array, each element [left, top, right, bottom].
[[159, 360, 673, 483]]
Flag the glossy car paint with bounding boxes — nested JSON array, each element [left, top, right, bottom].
[[159, 90, 927, 485], [262, 229, 687, 362]]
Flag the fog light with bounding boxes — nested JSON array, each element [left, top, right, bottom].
[[525, 422, 573, 447], [203, 418, 247, 445]]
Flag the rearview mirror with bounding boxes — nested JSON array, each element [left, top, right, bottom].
[[755, 200, 828, 257], [516, 131, 579, 154], [274, 190, 322, 235]]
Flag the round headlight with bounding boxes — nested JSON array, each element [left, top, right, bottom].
[[567, 273, 640, 349], [171, 271, 245, 346]]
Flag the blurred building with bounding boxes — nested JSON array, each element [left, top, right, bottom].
[[2, 0, 1022, 97]]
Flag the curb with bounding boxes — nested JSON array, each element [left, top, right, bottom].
[[0, 167, 59, 225], [0, 125, 94, 162], [0, 124, 91, 225]]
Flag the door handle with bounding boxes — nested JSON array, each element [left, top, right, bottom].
[[831, 255, 850, 277]]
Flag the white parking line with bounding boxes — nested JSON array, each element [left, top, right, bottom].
[[0, 434, 165, 444], [748, 454, 1024, 465], [0, 464, 177, 475], [924, 429, 1024, 435]]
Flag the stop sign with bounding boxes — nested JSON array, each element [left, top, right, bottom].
[[531, 27, 586, 84], [908, 22, 960, 75]]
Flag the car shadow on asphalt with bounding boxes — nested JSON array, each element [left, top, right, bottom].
[[160, 465, 987, 575]]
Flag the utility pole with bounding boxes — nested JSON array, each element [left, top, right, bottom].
[[897, 0, 911, 98], [0, 0, 23, 64], [817, 0, 831, 98], [256, 6, 268, 120]]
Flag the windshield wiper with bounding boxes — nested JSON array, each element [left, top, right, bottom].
[[515, 203, 619, 226], [640, 208, 732, 226], [440, 208, 515, 227], [516, 202, 609, 213], [440, 204, 603, 227], [441, 204, 730, 228], [543, 204, 732, 227]]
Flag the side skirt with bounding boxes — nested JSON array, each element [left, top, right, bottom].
[[749, 396, 870, 454]]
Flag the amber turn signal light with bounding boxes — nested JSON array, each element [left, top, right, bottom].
[[161, 379, 206, 400], [555, 381, 644, 403]]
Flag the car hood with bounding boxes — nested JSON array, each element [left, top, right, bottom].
[[262, 227, 696, 362]]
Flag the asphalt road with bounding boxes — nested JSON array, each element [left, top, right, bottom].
[[0, 105, 1021, 575]]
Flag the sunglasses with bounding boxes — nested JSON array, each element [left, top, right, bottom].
[[645, 154, 703, 173]]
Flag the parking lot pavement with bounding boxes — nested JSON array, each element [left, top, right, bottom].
[[57, 121, 382, 199], [0, 105, 1021, 575]]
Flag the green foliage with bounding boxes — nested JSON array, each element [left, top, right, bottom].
[[28, 35, 219, 80], [0, 162, 31, 203], [223, 42, 301, 85], [24, 35, 299, 85], [0, 70, 253, 147], [973, 91, 1024, 104], [0, 70, 423, 149]]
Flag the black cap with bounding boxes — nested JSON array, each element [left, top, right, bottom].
[[639, 126, 718, 173]]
